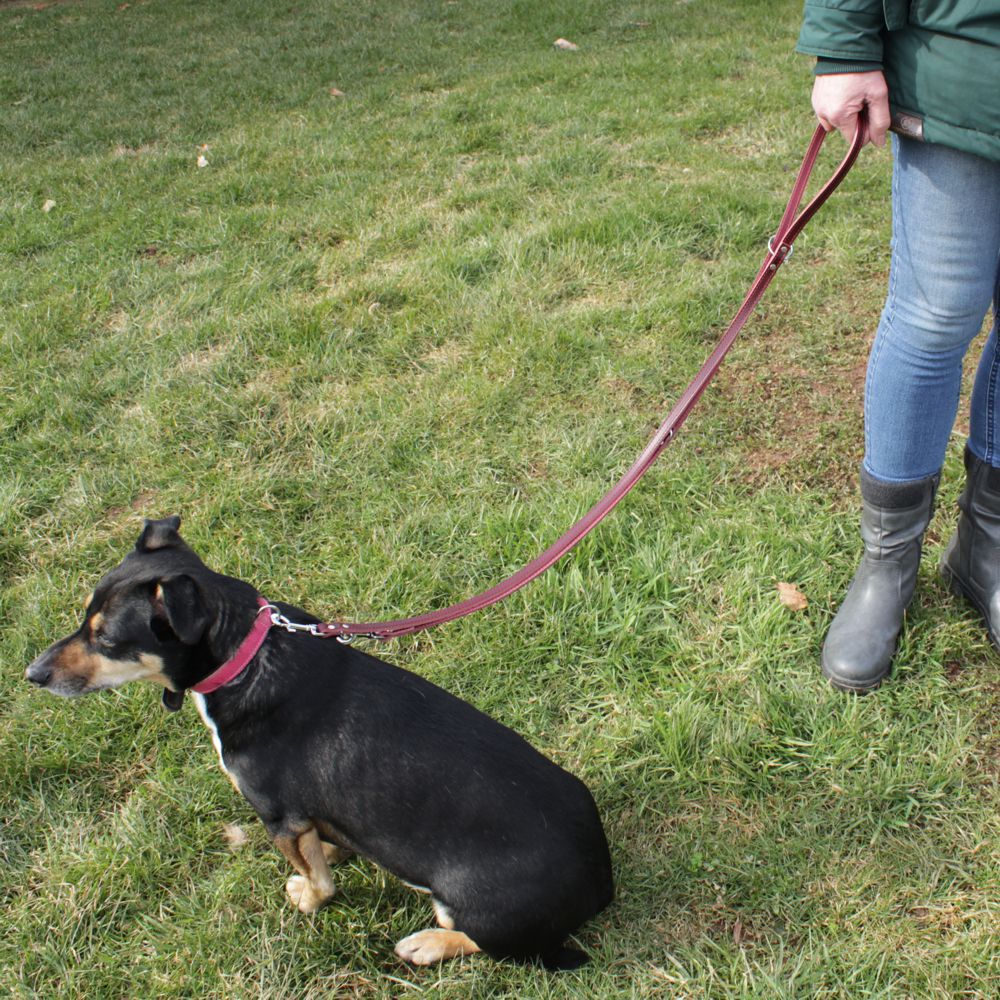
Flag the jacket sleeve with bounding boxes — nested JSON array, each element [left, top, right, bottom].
[[795, 1, 889, 66]]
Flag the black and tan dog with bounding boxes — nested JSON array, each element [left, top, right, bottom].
[[25, 517, 613, 969]]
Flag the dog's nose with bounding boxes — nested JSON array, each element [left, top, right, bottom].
[[25, 658, 52, 687]]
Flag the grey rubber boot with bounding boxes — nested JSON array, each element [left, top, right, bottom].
[[822, 468, 939, 692], [940, 446, 1000, 649]]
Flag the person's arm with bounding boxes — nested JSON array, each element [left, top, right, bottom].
[[796, 1, 891, 147]]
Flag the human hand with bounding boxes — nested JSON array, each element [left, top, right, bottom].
[[811, 71, 890, 147]]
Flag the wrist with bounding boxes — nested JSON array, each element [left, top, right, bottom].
[[814, 58, 883, 76]]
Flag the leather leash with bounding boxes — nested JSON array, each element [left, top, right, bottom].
[[318, 115, 869, 642]]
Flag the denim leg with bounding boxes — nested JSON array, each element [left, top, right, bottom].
[[968, 268, 1000, 464], [863, 135, 1000, 483]]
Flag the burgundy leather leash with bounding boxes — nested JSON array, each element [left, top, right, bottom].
[[318, 115, 869, 642]]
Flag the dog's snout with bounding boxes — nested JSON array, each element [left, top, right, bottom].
[[25, 657, 52, 687]]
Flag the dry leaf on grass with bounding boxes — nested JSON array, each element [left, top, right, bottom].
[[776, 581, 808, 612], [197, 155, 209, 168], [553, 38, 579, 51], [42, 199, 56, 213], [329, 87, 346, 97]]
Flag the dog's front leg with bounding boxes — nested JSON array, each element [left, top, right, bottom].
[[273, 826, 337, 914]]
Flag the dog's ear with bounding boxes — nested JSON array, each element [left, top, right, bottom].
[[152, 575, 211, 645], [137, 516, 183, 553]]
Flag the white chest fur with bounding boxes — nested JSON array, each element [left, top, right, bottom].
[[191, 692, 242, 793]]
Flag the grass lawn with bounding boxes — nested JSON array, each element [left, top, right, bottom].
[[2, 0, 998, 996]]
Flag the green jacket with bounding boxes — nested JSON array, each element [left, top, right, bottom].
[[796, 1, 1000, 161]]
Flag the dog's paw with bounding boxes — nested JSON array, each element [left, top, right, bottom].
[[394, 929, 480, 966], [285, 874, 335, 914]]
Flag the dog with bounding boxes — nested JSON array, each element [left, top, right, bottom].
[[25, 516, 614, 969]]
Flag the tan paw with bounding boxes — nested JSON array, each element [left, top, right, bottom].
[[285, 874, 334, 914], [394, 928, 480, 966]]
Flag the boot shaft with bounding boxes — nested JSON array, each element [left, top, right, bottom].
[[942, 446, 1000, 604], [859, 468, 940, 559]]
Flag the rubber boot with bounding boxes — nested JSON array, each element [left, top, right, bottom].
[[940, 446, 1000, 649], [822, 468, 939, 692]]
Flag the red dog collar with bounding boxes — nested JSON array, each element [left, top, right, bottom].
[[191, 597, 273, 695]]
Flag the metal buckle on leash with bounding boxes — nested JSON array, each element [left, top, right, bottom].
[[265, 605, 323, 637], [767, 236, 793, 270], [333, 630, 387, 644], [262, 606, 383, 644]]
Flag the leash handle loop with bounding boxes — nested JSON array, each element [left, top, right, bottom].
[[320, 113, 869, 641]]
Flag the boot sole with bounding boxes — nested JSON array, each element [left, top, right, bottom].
[[820, 658, 887, 694]]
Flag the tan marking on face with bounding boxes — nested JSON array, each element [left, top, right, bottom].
[[84, 591, 94, 611], [87, 651, 169, 689], [88, 612, 105, 636], [151, 584, 168, 620], [49, 640, 169, 692], [55, 637, 94, 676]]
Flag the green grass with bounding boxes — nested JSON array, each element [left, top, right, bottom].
[[2, 0, 998, 996]]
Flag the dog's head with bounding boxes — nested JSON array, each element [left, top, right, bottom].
[[25, 516, 226, 709]]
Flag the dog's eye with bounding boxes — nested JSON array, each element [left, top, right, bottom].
[[93, 632, 116, 650]]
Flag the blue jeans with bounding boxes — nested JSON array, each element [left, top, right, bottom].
[[864, 135, 1000, 483]]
